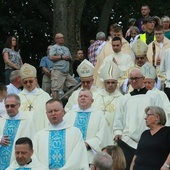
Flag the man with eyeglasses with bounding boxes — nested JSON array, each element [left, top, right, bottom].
[[18, 63, 51, 132], [147, 25, 170, 68], [113, 68, 163, 170], [49, 33, 78, 99], [64, 59, 99, 112], [0, 94, 36, 170]]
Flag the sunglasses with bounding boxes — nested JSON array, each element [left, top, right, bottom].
[[136, 57, 145, 60], [23, 79, 35, 85], [5, 104, 19, 108]]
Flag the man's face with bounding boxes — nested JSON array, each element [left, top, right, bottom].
[[55, 33, 64, 45], [135, 55, 147, 67], [154, 30, 164, 43], [15, 144, 33, 166], [78, 90, 94, 110], [112, 40, 122, 53], [129, 70, 145, 89], [145, 21, 155, 31], [104, 79, 117, 93], [81, 78, 94, 90], [141, 6, 150, 17], [144, 78, 155, 90], [22, 78, 37, 92], [131, 30, 138, 39], [5, 97, 20, 117], [77, 50, 84, 60], [46, 101, 64, 125]]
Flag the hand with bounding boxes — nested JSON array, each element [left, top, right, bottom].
[[0, 136, 10, 146], [114, 135, 122, 142], [63, 55, 71, 61]]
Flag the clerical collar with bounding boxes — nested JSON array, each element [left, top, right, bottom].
[[50, 120, 66, 130], [8, 113, 21, 120], [130, 87, 148, 96], [24, 87, 38, 94], [79, 107, 92, 112]]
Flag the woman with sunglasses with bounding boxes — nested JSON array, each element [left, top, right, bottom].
[[2, 36, 23, 85]]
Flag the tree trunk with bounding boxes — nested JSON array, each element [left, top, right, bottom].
[[98, 0, 115, 34], [53, 0, 85, 57]]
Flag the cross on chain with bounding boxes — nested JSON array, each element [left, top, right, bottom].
[[28, 105, 33, 111]]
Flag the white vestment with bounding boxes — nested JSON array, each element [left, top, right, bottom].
[[0, 114, 36, 169], [113, 90, 163, 149], [18, 88, 51, 132], [0, 101, 7, 117], [93, 89, 123, 134], [64, 107, 113, 163], [7, 83, 21, 95], [33, 121, 89, 170], [6, 156, 48, 170], [64, 85, 99, 113]]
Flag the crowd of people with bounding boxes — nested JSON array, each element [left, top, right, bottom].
[[1, 3, 170, 170]]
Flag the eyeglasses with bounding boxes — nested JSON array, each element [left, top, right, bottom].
[[5, 104, 19, 108], [154, 33, 163, 36], [81, 80, 91, 84], [145, 113, 155, 118], [23, 79, 35, 85], [56, 37, 64, 39], [136, 57, 145, 60], [129, 77, 143, 81]]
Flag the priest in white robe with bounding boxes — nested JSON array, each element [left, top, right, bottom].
[[0, 94, 36, 170], [113, 68, 164, 170], [141, 62, 170, 125], [18, 63, 51, 132], [6, 137, 48, 170], [93, 60, 123, 134], [64, 59, 99, 113], [33, 99, 89, 170], [64, 89, 113, 164]]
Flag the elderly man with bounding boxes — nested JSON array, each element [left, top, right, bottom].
[[94, 24, 133, 87], [147, 25, 170, 68], [18, 63, 51, 132], [6, 137, 47, 170], [141, 62, 170, 125], [49, 33, 78, 99], [64, 89, 112, 164], [0, 94, 36, 170], [7, 70, 22, 95], [113, 68, 163, 170], [93, 60, 123, 133], [64, 59, 99, 112], [91, 152, 113, 170], [33, 99, 89, 169]]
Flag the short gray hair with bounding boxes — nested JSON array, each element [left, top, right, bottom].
[[145, 106, 166, 125], [130, 26, 140, 34], [9, 70, 20, 83], [4, 94, 21, 104], [93, 152, 113, 170], [96, 32, 106, 40]]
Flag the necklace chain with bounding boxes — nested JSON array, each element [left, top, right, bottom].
[[24, 94, 38, 111]]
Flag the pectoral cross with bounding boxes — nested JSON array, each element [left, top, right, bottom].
[[28, 105, 33, 111]]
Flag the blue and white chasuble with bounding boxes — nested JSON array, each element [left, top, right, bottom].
[[48, 130, 66, 169], [0, 119, 21, 170], [15, 168, 31, 170], [74, 112, 91, 140]]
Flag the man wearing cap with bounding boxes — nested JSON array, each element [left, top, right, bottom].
[[0, 94, 36, 170], [141, 62, 170, 125], [64, 59, 99, 113], [140, 16, 156, 45], [94, 24, 134, 87], [49, 33, 78, 99], [93, 60, 123, 133], [147, 25, 170, 68], [18, 63, 51, 132], [113, 68, 163, 170], [64, 89, 112, 164]]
